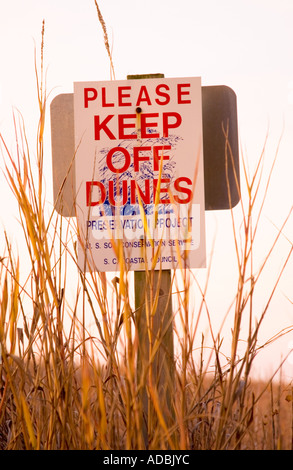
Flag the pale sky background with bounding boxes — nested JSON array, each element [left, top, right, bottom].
[[0, 0, 292, 381]]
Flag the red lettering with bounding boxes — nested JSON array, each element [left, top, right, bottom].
[[106, 147, 131, 173], [153, 178, 170, 204], [101, 87, 114, 107], [130, 179, 151, 205], [118, 86, 132, 106], [155, 84, 170, 105], [177, 83, 191, 104], [136, 85, 152, 107], [153, 145, 171, 171], [141, 113, 160, 139], [162, 112, 182, 137], [174, 176, 193, 203], [118, 114, 137, 139], [94, 115, 115, 140], [84, 88, 97, 108], [108, 179, 128, 206], [133, 146, 151, 172], [86, 181, 106, 206], [86, 177, 193, 207]]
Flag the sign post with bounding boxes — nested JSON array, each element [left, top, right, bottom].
[[131, 74, 176, 441]]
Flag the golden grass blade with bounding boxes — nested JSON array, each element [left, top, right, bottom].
[[135, 181, 154, 248], [20, 393, 37, 449], [93, 1, 115, 80]]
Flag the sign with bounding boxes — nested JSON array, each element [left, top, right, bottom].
[[73, 77, 206, 272]]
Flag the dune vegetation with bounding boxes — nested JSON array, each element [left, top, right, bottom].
[[0, 9, 292, 450]]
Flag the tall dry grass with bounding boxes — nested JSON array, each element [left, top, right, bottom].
[[0, 15, 292, 450]]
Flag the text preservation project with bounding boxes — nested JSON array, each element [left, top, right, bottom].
[[74, 77, 206, 272]]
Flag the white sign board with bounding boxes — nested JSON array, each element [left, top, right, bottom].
[[74, 77, 206, 272]]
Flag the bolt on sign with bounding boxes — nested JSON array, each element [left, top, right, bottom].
[[73, 77, 206, 272]]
